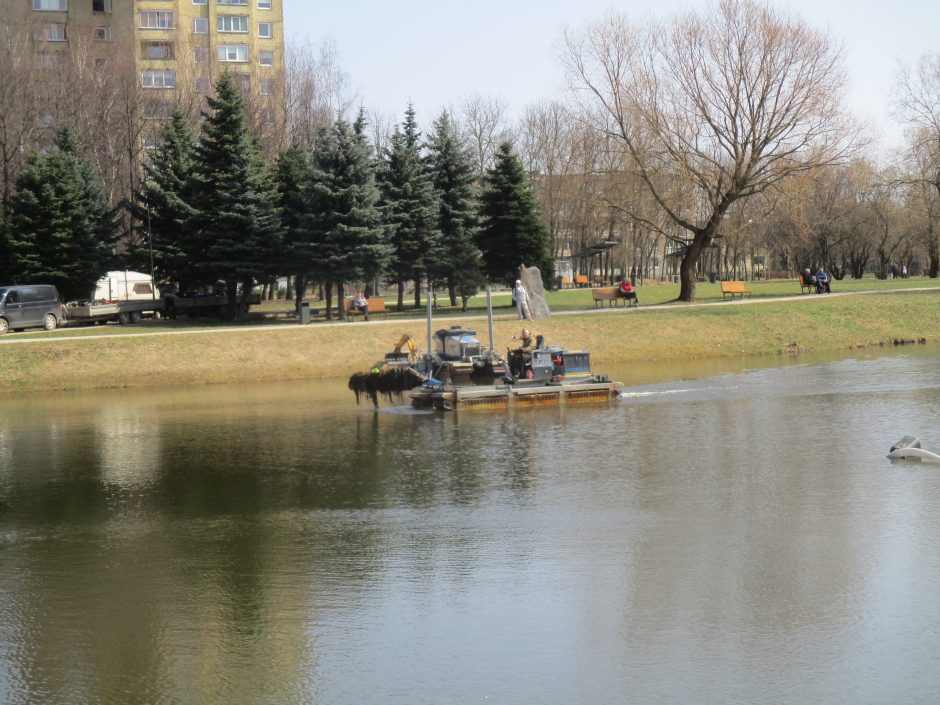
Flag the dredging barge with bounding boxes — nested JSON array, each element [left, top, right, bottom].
[[409, 343, 622, 411], [347, 280, 623, 412]]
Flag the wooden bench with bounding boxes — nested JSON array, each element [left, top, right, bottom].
[[799, 275, 815, 294], [574, 275, 589, 287], [344, 296, 388, 318], [719, 280, 752, 300], [592, 287, 628, 308], [560, 275, 571, 288]]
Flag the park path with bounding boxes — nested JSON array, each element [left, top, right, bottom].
[[1, 285, 937, 346]]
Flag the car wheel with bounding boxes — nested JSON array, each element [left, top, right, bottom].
[[0, 318, 8, 335], [43, 313, 58, 331], [118, 311, 130, 325], [130, 310, 142, 324]]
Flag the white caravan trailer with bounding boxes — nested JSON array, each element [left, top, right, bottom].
[[92, 271, 156, 302]]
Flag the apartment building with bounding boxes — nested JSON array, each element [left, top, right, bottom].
[[16, 0, 285, 128]]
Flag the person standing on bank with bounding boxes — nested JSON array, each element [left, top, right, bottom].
[[512, 279, 533, 321]]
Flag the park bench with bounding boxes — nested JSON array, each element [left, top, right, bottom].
[[799, 274, 815, 294], [591, 287, 629, 308], [344, 296, 388, 319], [574, 275, 589, 287], [719, 280, 752, 300], [560, 275, 571, 288]]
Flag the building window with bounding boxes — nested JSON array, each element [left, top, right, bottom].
[[193, 0, 207, 4], [141, 69, 176, 88], [139, 11, 173, 29], [257, 22, 272, 38], [233, 74, 250, 91], [257, 0, 271, 8], [259, 78, 275, 95], [194, 76, 209, 92], [32, 0, 67, 10], [92, 0, 112, 12], [35, 51, 57, 69], [142, 41, 175, 60], [93, 26, 112, 41], [193, 47, 209, 63], [35, 23, 67, 41], [218, 45, 248, 62], [144, 101, 173, 120], [259, 50, 273, 67], [193, 17, 207, 34], [217, 15, 248, 32], [261, 108, 275, 124], [217, 0, 248, 5]]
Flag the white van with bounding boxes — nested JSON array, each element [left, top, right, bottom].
[[93, 271, 156, 302], [0, 285, 65, 334]]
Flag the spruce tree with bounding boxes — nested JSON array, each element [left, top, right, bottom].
[[477, 141, 555, 288], [130, 108, 199, 290], [306, 116, 387, 320], [192, 74, 283, 318], [274, 144, 313, 311], [426, 111, 484, 310], [379, 104, 441, 309], [8, 126, 117, 300]]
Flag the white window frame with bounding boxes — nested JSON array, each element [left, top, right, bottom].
[[257, 0, 271, 8], [139, 11, 174, 30], [141, 69, 176, 89], [36, 23, 67, 41], [218, 45, 248, 63], [93, 26, 112, 41], [217, 15, 248, 33], [92, 0, 112, 13], [217, 0, 248, 5], [32, 0, 67, 11], [193, 47, 209, 63], [259, 78, 275, 95], [259, 50, 274, 66], [193, 17, 208, 34], [257, 22, 273, 38]]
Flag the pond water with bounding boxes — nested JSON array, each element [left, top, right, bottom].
[[1, 348, 939, 705]]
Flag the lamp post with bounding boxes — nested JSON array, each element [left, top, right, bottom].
[[147, 208, 155, 300]]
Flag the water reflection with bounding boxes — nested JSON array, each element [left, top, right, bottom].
[[1, 349, 939, 704]]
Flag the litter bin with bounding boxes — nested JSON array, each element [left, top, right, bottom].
[[708, 272, 717, 284], [299, 301, 310, 325]]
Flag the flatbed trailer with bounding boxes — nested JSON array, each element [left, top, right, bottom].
[[65, 298, 164, 326], [164, 293, 262, 319]]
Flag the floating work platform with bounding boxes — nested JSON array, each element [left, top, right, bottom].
[[410, 375, 623, 412]]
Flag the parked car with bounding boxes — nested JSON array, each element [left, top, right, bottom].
[[0, 284, 65, 334]]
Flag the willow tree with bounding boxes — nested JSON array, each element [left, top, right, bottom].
[[564, 0, 855, 301]]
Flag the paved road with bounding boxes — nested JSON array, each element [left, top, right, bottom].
[[1, 286, 937, 346]]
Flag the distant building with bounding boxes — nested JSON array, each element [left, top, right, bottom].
[[9, 0, 285, 135]]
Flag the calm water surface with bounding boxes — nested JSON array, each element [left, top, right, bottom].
[[1, 348, 939, 705]]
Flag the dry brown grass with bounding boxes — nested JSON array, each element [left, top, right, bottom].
[[2, 291, 938, 394]]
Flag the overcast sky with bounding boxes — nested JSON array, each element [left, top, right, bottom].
[[283, 0, 940, 154]]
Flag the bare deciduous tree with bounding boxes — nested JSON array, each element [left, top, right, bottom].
[[285, 38, 356, 149], [564, 0, 857, 300], [896, 53, 940, 276], [458, 93, 511, 176]]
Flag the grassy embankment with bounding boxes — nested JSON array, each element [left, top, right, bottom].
[[1, 278, 938, 394]]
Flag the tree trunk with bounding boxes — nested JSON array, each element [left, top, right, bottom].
[[414, 278, 421, 308], [285, 275, 294, 301], [294, 273, 306, 313], [336, 280, 347, 321], [397, 277, 405, 311], [448, 276, 457, 307], [324, 281, 333, 320], [225, 279, 238, 321]]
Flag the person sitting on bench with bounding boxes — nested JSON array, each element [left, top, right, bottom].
[[617, 278, 638, 305], [815, 268, 831, 294], [351, 289, 369, 320]]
